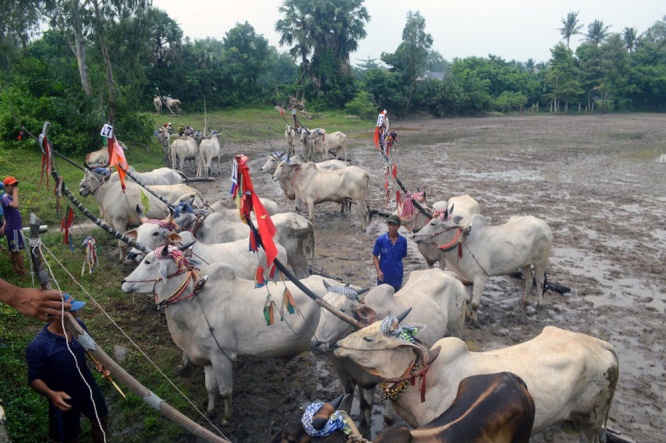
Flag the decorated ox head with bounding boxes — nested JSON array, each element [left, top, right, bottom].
[[79, 167, 111, 197]]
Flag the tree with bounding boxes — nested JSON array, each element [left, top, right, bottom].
[[558, 10, 583, 49], [275, 0, 369, 106], [545, 43, 582, 112], [623, 27, 639, 53], [381, 10, 433, 114], [585, 20, 611, 46], [0, 0, 44, 70], [223, 22, 269, 101]]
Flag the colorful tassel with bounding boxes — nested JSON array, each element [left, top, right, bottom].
[[255, 266, 266, 288], [392, 163, 398, 179], [283, 288, 296, 315], [61, 206, 74, 247], [263, 295, 275, 325]]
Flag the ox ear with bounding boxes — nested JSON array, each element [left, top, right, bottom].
[[453, 215, 464, 225], [124, 229, 137, 240], [166, 233, 182, 245], [353, 305, 378, 327]]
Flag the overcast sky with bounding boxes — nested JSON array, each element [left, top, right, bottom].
[[152, 0, 664, 64]]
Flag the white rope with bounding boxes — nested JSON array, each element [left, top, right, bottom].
[[37, 241, 227, 439], [31, 238, 107, 443]]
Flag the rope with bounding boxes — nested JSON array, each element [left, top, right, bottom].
[[36, 241, 228, 439]]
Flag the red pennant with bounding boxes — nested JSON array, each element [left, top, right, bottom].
[[60, 207, 74, 245], [392, 163, 398, 179], [255, 266, 266, 288]]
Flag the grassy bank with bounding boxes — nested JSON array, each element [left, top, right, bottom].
[[0, 107, 371, 442]]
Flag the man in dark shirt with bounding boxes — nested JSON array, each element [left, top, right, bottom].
[[26, 295, 108, 442], [372, 215, 408, 291]]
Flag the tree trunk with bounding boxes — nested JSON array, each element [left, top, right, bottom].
[[91, 0, 116, 124], [71, 0, 92, 96]]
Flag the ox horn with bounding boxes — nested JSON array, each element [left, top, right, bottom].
[[135, 205, 148, 223], [328, 394, 346, 410], [160, 244, 170, 257], [356, 288, 370, 295], [177, 241, 196, 251], [84, 162, 95, 171], [323, 280, 333, 291], [396, 307, 413, 323]]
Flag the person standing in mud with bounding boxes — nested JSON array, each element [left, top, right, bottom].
[[372, 214, 407, 292], [375, 109, 389, 154], [0, 176, 26, 275]]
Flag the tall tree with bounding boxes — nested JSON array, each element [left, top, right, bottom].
[[623, 27, 639, 53], [558, 10, 583, 49], [275, 0, 369, 106], [585, 20, 611, 46], [381, 10, 433, 114]]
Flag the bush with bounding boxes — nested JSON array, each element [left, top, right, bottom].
[[344, 91, 376, 119]]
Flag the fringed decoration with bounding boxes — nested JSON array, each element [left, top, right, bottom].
[[107, 135, 129, 193], [54, 177, 64, 218], [61, 206, 74, 249], [396, 190, 402, 215], [263, 295, 275, 326], [255, 266, 266, 288], [268, 263, 278, 281], [283, 288, 296, 315], [39, 134, 53, 189], [249, 230, 259, 252], [81, 236, 98, 276], [392, 163, 398, 179]]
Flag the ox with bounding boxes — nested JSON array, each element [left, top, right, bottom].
[[162, 96, 182, 114], [298, 127, 315, 161], [78, 168, 203, 259], [84, 141, 131, 166], [171, 136, 199, 172], [127, 211, 314, 279], [153, 95, 162, 114], [334, 317, 619, 442], [273, 372, 535, 443], [197, 132, 221, 178], [308, 128, 348, 162], [285, 124, 297, 155], [312, 269, 466, 428], [397, 194, 480, 270], [374, 372, 534, 443], [272, 161, 370, 231], [208, 197, 281, 219], [121, 248, 347, 424], [156, 126, 170, 164], [415, 212, 551, 325]]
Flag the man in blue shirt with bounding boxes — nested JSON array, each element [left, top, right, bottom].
[[372, 214, 408, 291], [26, 294, 108, 442]]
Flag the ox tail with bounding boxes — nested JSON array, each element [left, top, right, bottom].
[[305, 226, 316, 276], [597, 343, 621, 443], [176, 170, 189, 185]]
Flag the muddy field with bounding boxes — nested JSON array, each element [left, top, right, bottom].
[[184, 114, 665, 442]]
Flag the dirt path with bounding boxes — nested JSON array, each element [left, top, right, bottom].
[[184, 114, 665, 443]]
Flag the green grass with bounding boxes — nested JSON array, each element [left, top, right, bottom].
[[0, 106, 372, 442]]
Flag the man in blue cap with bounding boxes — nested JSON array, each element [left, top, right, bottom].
[[372, 214, 408, 291], [26, 294, 108, 442]]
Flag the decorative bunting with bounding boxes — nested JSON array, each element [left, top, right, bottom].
[[81, 236, 99, 276], [255, 266, 266, 288], [107, 135, 129, 192], [283, 288, 296, 315], [39, 134, 53, 189], [263, 294, 275, 326], [61, 206, 74, 249]]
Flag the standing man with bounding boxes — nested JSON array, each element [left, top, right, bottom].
[[374, 109, 389, 154], [0, 176, 25, 274], [26, 294, 108, 443], [372, 214, 408, 292]]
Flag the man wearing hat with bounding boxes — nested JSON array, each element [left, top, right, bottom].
[[26, 294, 109, 442], [0, 176, 26, 274], [372, 214, 408, 291]]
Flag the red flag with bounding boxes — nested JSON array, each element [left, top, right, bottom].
[[108, 137, 129, 192], [233, 155, 278, 267], [61, 207, 74, 245], [374, 127, 380, 149]]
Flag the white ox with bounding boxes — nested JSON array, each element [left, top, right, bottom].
[[334, 321, 619, 442], [78, 168, 203, 259], [121, 249, 329, 424], [162, 96, 182, 114], [415, 212, 552, 325], [312, 269, 466, 428], [171, 136, 199, 172], [127, 211, 314, 279], [309, 128, 348, 161], [273, 161, 370, 231], [156, 126, 170, 164], [297, 127, 315, 161], [397, 194, 480, 269], [153, 95, 162, 114], [197, 132, 221, 178], [208, 197, 281, 219], [285, 124, 297, 154]]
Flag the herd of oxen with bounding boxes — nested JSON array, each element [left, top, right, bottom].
[[77, 123, 625, 443]]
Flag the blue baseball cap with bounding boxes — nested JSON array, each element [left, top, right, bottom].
[[63, 293, 86, 311]]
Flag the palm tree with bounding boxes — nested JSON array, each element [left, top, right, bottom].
[[558, 11, 584, 49], [585, 20, 611, 46], [623, 27, 639, 52]]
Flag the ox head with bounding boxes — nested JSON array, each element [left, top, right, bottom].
[[79, 167, 111, 197], [272, 159, 300, 182], [333, 309, 427, 379], [299, 127, 311, 143], [413, 204, 464, 245], [261, 151, 287, 174], [311, 281, 372, 351], [121, 242, 197, 298], [125, 206, 178, 262]]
